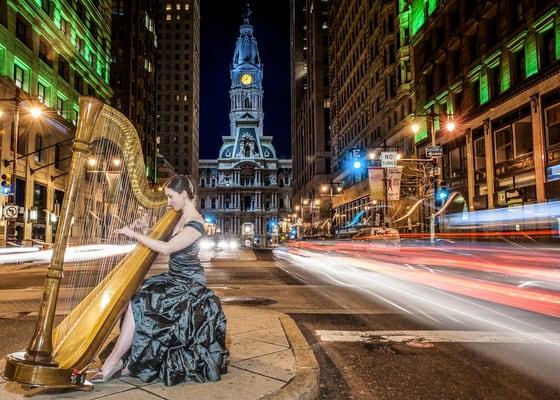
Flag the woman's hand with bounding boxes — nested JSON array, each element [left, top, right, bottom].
[[115, 227, 138, 239]]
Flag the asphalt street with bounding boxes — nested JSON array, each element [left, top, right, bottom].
[[0, 247, 559, 399]]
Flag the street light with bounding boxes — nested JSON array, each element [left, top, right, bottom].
[[409, 112, 456, 243], [0, 88, 44, 243]]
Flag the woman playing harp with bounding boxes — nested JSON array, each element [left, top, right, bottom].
[[90, 174, 228, 386]]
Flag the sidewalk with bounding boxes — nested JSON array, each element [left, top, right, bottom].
[[0, 249, 319, 400]]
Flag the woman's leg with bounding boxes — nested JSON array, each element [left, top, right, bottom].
[[99, 303, 135, 374]]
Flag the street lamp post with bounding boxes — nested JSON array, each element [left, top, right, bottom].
[[321, 182, 342, 235], [0, 88, 43, 243], [410, 112, 455, 243]]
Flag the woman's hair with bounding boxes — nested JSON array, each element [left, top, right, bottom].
[[165, 174, 196, 200]]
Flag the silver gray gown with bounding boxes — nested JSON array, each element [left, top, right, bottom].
[[126, 220, 228, 386]]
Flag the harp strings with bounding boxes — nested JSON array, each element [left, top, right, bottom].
[[55, 120, 165, 339]]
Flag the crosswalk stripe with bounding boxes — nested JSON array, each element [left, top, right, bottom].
[[315, 330, 560, 345]]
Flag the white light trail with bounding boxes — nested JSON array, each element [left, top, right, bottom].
[[0, 244, 136, 264]]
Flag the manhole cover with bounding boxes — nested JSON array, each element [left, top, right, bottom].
[[221, 296, 277, 306]]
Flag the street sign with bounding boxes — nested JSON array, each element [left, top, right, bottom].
[[426, 145, 444, 157], [381, 152, 397, 167], [4, 204, 17, 219]]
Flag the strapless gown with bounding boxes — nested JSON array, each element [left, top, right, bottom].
[[126, 220, 228, 386]]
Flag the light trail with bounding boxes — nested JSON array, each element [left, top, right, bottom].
[[276, 245, 560, 389], [0, 243, 136, 264]]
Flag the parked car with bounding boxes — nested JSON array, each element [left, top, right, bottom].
[[352, 227, 400, 247]]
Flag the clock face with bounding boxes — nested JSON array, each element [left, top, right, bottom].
[[241, 74, 253, 85]]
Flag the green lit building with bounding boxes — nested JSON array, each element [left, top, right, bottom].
[[326, 0, 414, 233], [0, 0, 112, 244], [410, 0, 560, 210]]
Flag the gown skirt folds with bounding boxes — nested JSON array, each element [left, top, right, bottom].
[[127, 220, 228, 386]]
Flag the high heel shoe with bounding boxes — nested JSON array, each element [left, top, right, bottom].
[[89, 359, 123, 383]]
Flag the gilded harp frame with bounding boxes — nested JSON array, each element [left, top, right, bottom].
[[3, 97, 180, 390]]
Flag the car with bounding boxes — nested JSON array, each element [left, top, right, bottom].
[[352, 227, 401, 247]]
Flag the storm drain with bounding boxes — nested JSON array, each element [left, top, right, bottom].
[[220, 296, 277, 306]]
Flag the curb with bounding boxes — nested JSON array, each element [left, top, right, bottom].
[[262, 314, 320, 400]]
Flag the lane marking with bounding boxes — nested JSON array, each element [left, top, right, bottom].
[[315, 330, 560, 345]]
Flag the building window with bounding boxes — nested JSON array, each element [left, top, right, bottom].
[[495, 118, 533, 163], [474, 137, 485, 171], [54, 144, 61, 169], [37, 82, 47, 103], [540, 28, 556, 71], [471, 78, 480, 107], [494, 127, 513, 163], [16, 16, 32, 48], [60, 18, 69, 36], [56, 97, 65, 117], [39, 39, 52, 66], [166, 14, 171, 21], [486, 14, 499, 49], [14, 65, 25, 89], [468, 34, 479, 65], [447, 144, 466, 178], [200, 198, 205, 208], [58, 56, 70, 81], [545, 104, 560, 147], [489, 65, 500, 99], [34, 135, 43, 162], [511, 48, 525, 85]]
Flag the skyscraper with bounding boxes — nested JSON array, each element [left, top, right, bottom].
[[156, 0, 200, 181], [110, 0, 159, 181], [290, 0, 331, 235]]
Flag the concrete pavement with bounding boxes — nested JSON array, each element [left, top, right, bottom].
[[0, 247, 319, 400]]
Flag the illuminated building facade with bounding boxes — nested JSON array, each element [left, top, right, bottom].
[[156, 0, 200, 181], [199, 9, 292, 244], [111, 0, 159, 181], [411, 0, 560, 210], [327, 0, 414, 232], [0, 0, 112, 243], [290, 0, 332, 235]]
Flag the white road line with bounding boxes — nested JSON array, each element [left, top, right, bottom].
[[315, 330, 560, 345]]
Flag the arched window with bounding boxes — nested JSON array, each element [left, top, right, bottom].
[[244, 97, 252, 108]]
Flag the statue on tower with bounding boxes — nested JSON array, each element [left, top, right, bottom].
[[243, 3, 252, 24]]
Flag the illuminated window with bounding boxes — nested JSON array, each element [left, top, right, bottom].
[[176, 14, 180, 20], [166, 14, 171, 21], [56, 96, 65, 116], [185, 4, 189, 10], [14, 65, 24, 88], [176, 4, 180, 10], [166, 4, 171, 10], [37, 82, 46, 103]]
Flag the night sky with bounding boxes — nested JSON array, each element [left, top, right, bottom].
[[199, 0, 291, 159]]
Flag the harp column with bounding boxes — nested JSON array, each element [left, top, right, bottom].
[[26, 98, 105, 365]]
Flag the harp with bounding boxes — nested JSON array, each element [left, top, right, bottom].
[[3, 97, 180, 390]]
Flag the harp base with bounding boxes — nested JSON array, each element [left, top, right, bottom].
[[3, 352, 93, 392]]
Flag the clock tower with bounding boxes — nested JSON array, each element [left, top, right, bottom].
[[198, 5, 292, 244], [229, 4, 264, 141]]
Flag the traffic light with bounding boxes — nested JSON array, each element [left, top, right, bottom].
[[352, 148, 362, 169], [435, 186, 449, 206], [1, 173, 11, 195]]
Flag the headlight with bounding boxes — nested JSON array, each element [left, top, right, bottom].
[[218, 240, 229, 249], [199, 239, 214, 250]]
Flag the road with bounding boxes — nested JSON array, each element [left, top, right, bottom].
[[0, 245, 559, 399]]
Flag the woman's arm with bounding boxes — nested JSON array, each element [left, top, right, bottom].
[[116, 226, 201, 255]]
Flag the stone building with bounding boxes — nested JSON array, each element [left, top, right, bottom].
[[198, 8, 292, 244], [410, 0, 560, 210], [0, 0, 112, 243]]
